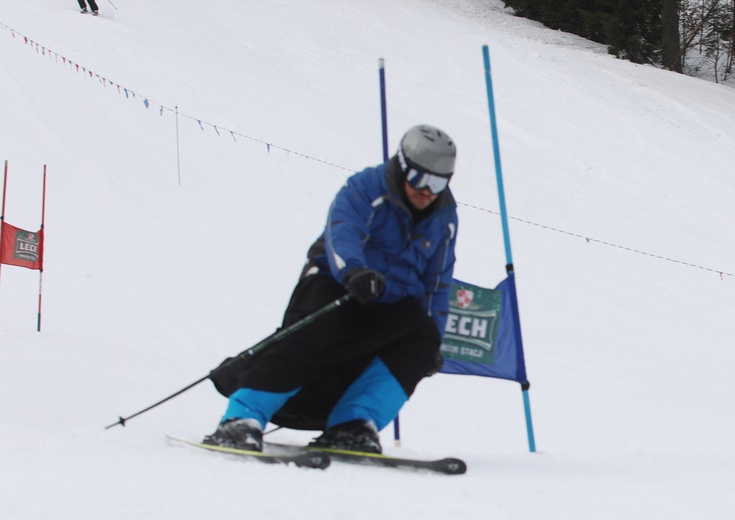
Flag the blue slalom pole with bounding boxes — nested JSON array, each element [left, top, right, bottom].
[[483, 46, 513, 267], [482, 45, 536, 453], [522, 386, 536, 452], [379, 58, 402, 447], [379, 59, 390, 164]]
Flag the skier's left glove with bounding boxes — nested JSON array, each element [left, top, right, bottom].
[[343, 268, 386, 305]]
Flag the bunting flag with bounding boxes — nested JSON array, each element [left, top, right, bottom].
[[1, 23, 728, 279], [0, 22, 363, 173], [440, 276, 528, 384], [0, 222, 44, 271]]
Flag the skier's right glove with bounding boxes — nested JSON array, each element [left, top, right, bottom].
[[343, 268, 386, 305]]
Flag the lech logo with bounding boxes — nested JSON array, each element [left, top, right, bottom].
[[14, 230, 40, 263], [441, 282, 502, 365], [456, 288, 474, 309]]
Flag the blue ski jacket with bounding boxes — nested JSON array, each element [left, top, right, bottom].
[[304, 159, 458, 337]]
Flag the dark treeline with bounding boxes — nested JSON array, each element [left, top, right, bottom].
[[501, 1, 735, 83], [502, 0, 662, 64]]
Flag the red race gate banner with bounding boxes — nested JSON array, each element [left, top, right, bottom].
[[0, 222, 44, 270]]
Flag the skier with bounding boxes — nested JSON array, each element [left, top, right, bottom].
[[77, 0, 99, 15], [205, 125, 459, 453]]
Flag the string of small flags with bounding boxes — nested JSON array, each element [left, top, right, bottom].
[[0, 21, 352, 173], [1, 21, 730, 279]]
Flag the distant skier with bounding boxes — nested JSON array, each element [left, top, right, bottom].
[[77, 0, 99, 15], [205, 125, 459, 454]]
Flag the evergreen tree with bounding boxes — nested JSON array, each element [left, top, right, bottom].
[[502, 0, 735, 83], [502, 0, 663, 64]]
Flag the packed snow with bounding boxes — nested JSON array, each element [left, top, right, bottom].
[[1, 0, 733, 518]]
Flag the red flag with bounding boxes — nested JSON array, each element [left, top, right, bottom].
[[0, 222, 44, 270]]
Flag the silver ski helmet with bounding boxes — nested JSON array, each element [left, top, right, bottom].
[[397, 125, 456, 176]]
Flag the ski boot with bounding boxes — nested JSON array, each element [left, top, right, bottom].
[[202, 418, 263, 451], [309, 420, 382, 453]]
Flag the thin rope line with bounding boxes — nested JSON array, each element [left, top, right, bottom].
[[458, 202, 733, 278], [3, 23, 731, 279]]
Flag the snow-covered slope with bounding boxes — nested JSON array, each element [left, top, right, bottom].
[[1, 1, 733, 518]]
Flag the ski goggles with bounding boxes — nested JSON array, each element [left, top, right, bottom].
[[405, 169, 452, 195], [397, 144, 452, 195]]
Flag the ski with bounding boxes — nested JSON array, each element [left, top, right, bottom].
[[266, 442, 466, 475], [166, 436, 330, 469]]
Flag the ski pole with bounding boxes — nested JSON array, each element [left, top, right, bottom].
[[105, 293, 351, 429], [106, 0, 118, 10]]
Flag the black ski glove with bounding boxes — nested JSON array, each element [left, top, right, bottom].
[[343, 268, 386, 305]]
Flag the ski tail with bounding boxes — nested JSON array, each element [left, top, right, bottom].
[[166, 435, 330, 469]]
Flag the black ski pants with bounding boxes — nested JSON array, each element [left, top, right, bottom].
[[78, 0, 99, 11], [210, 274, 442, 430]]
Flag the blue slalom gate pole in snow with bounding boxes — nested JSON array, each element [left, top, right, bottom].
[[378, 58, 402, 447], [379, 59, 390, 164], [482, 45, 536, 453]]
